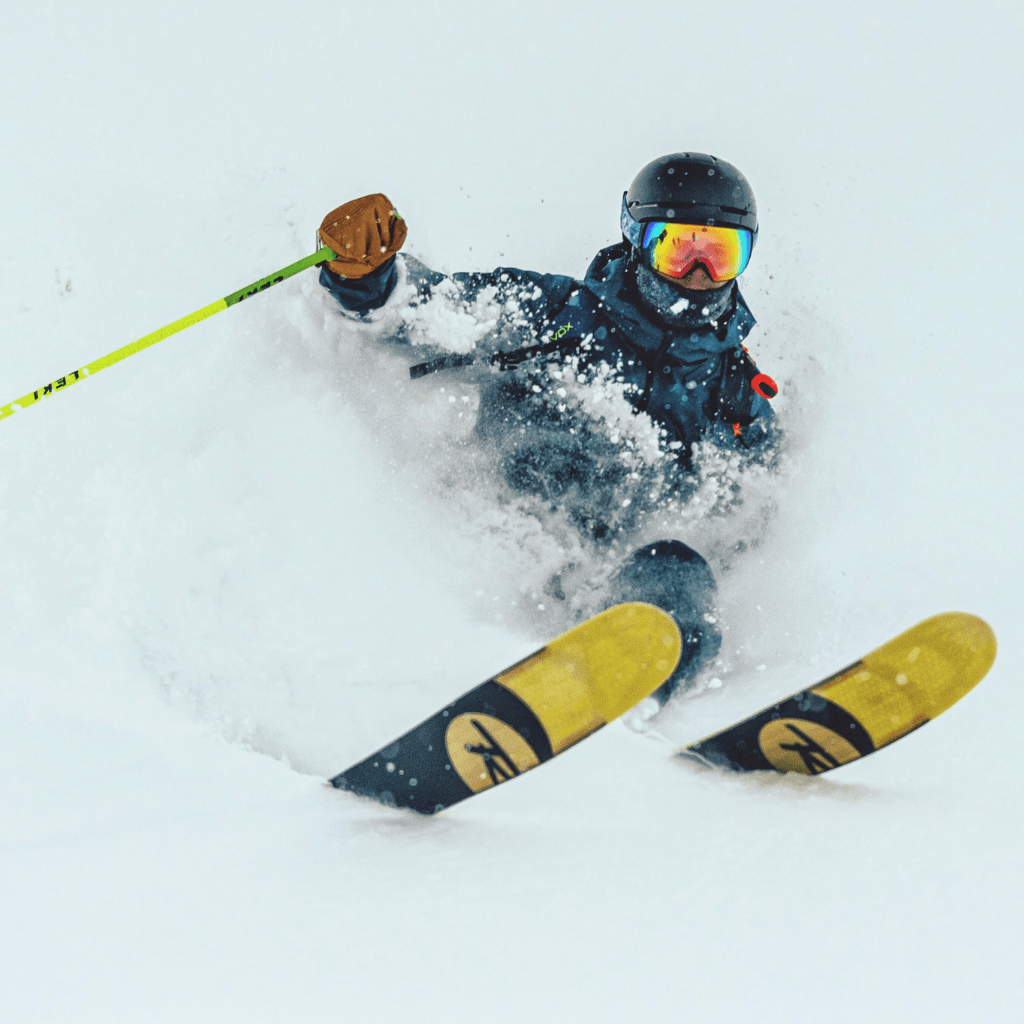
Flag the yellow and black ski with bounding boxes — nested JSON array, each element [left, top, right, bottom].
[[684, 612, 996, 775], [332, 603, 682, 813]]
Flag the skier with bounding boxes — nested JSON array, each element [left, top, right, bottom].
[[316, 153, 779, 701]]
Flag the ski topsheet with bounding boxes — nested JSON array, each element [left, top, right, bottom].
[[332, 603, 682, 813], [684, 612, 996, 775]]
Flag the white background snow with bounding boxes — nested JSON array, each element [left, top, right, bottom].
[[2, 1, 1022, 1020]]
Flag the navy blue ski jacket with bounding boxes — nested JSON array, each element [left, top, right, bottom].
[[320, 242, 777, 468]]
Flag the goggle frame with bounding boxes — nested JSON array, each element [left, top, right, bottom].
[[620, 193, 754, 283]]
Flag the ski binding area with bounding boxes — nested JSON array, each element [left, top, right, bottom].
[[334, 607, 996, 813]]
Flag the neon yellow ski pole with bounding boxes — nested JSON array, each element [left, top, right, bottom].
[[0, 245, 337, 423]]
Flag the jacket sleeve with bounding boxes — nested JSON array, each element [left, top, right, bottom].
[[319, 257, 401, 314], [320, 253, 580, 356], [709, 346, 780, 454]]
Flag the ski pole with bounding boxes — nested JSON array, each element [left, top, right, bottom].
[[0, 245, 337, 424]]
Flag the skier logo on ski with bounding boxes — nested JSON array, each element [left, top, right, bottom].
[[777, 722, 843, 774], [444, 712, 541, 792], [757, 719, 862, 775], [463, 718, 522, 786]]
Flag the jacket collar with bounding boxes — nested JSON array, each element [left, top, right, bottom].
[[583, 243, 755, 358]]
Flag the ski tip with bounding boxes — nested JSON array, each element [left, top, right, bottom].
[[496, 602, 682, 741], [589, 600, 681, 631], [925, 611, 997, 705], [581, 602, 684, 717], [860, 611, 997, 721], [938, 611, 996, 660], [586, 601, 683, 673]]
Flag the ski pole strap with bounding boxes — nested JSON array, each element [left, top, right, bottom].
[[409, 352, 477, 379], [490, 337, 570, 371], [408, 336, 572, 380], [0, 246, 337, 424]]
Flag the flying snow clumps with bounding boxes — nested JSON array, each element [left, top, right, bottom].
[[401, 278, 499, 353]]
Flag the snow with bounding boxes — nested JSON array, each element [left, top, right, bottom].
[[2, 1, 1022, 1020]]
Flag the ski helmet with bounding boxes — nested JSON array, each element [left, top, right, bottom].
[[622, 153, 757, 238]]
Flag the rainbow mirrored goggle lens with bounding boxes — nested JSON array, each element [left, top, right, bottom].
[[640, 221, 753, 282]]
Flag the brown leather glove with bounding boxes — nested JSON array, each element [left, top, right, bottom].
[[318, 193, 407, 279]]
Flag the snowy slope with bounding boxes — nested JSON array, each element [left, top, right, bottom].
[[1, 2, 1022, 1021]]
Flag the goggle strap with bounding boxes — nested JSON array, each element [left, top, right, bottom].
[[620, 193, 643, 248]]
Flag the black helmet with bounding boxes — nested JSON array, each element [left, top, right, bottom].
[[624, 153, 757, 236]]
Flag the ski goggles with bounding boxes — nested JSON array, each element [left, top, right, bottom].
[[621, 194, 753, 282]]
